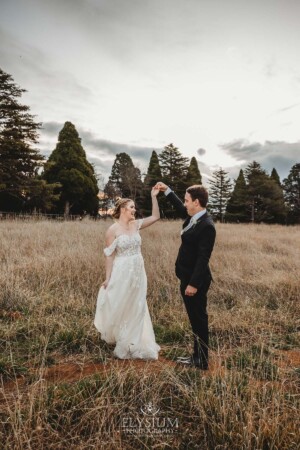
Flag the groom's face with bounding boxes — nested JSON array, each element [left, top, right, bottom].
[[184, 192, 200, 216]]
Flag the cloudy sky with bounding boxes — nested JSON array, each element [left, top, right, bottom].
[[1, 0, 299, 184]]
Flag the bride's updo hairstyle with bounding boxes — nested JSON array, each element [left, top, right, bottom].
[[112, 198, 132, 219]]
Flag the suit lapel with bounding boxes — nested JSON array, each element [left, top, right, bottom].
[[182, 217, 190, 229]]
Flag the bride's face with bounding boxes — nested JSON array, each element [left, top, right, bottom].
[[122, 201, 136, 220]]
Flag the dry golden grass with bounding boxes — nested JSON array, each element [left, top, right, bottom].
[[0, 219, 299, 449]]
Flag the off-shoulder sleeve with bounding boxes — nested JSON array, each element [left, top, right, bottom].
[[103, 239, 117, 256], [137, 219, 144, 230]]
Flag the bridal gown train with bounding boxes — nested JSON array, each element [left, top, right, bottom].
[[94, 221, 160, 360]]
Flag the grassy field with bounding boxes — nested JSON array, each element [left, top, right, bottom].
[[0, 219, 299, 449]]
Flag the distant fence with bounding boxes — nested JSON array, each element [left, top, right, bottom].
[[0, 211, 106, 221]]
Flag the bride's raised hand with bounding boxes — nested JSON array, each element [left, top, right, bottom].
[[151, 186, 160, 197]]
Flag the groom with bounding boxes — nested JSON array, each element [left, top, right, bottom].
[[155, 182, 216, 370]]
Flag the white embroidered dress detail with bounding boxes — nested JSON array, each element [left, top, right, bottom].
[[94, 219, 160, 360]]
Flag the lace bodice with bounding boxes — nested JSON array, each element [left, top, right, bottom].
[[104, 233, 142, 257]]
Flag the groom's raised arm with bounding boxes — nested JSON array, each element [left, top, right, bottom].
[[155, 182, 187, 219]]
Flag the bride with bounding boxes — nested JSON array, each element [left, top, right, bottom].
[[94, 187, 161, 360]]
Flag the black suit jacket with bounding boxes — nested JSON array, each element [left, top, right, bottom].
[[166, 191, 216, 289]]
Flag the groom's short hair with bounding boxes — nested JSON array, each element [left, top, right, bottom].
[[186, 185, 208, 207]]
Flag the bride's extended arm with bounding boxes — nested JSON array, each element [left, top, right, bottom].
[[139, 187, 160, 229]]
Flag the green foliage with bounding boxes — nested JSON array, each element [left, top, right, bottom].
[[283, 163, 300, 224], [225, 169, 248, 222], [245, 161, 286, 223], [225, 346, 279, 381], [186, 156, 202, 185], [145, 150, 162, 183], [0, 67, 44, 211], [153, 323, 186, 344], [208, 168, 232, 221], [271, 167, 281, 186], [158, 143, 189, 218], [54, 328, 86, 353], [25, 178, 61, 213], [159, 143, 189, 189], [0, 356, 28, 380], [142, 150, 162, 215], [43, 122, 99, 215]]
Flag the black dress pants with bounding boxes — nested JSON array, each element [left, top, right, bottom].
[[180, 278, 211, 365]]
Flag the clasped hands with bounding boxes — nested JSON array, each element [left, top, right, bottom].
[[154, 182, 168, 192], [151, 181, 168, 196]]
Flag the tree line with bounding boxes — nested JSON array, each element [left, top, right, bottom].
[[104, 148, 299, 224], [0, 67, 299, 224]]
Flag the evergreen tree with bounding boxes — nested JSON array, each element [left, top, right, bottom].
[[142, 150, 162, 215], [283, 163, 300, 224], [244, 160, 265, 181], [271, 167, 281, 186], [107, 152, 143, 202], [159, 143, 189, 189], [158, 143, 189, 218], [225, 169, 248, 222], [208, 168, 232, 222], [186, 157, 202, 185], [245, 161, 286, 223], [0, 68, 43, 211], [43, 122, 99, 216]]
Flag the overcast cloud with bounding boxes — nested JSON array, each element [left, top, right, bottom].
[[221, 139, 300, 179], [1, 0, 299, 183], [40, 121, 163, 178]]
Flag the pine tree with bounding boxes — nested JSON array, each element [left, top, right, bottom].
[[0, 68, 43, 211], [208, 168, 232, 222], [283, 163, 300, 224], [245, 161, 286, 223], [43, 122, 99, 216], [271, 168, 281, 186], [107, 152, 143, 202], [225, 169, 248, 222], [186, 157, 202, 185], [159, 143, 189, 188], [142, 150, 162, 215], [158, 143, 189, 218]]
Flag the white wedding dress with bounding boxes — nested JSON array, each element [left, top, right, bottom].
[[94, 220, 160, 360]]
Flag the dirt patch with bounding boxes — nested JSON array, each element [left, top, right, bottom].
[[0, 350, 300, 404], [0, 309, 24, 320], [276, 349, 300, 369], [3, 351, 298, 409], [0, 355, 223, 407], [2, 349, 297, 399], [41, 357, 177, 383]]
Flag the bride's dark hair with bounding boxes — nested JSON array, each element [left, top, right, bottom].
[[112, 198, 132, 219]]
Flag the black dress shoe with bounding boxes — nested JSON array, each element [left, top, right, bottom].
[[176, 356, 208, 370]]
